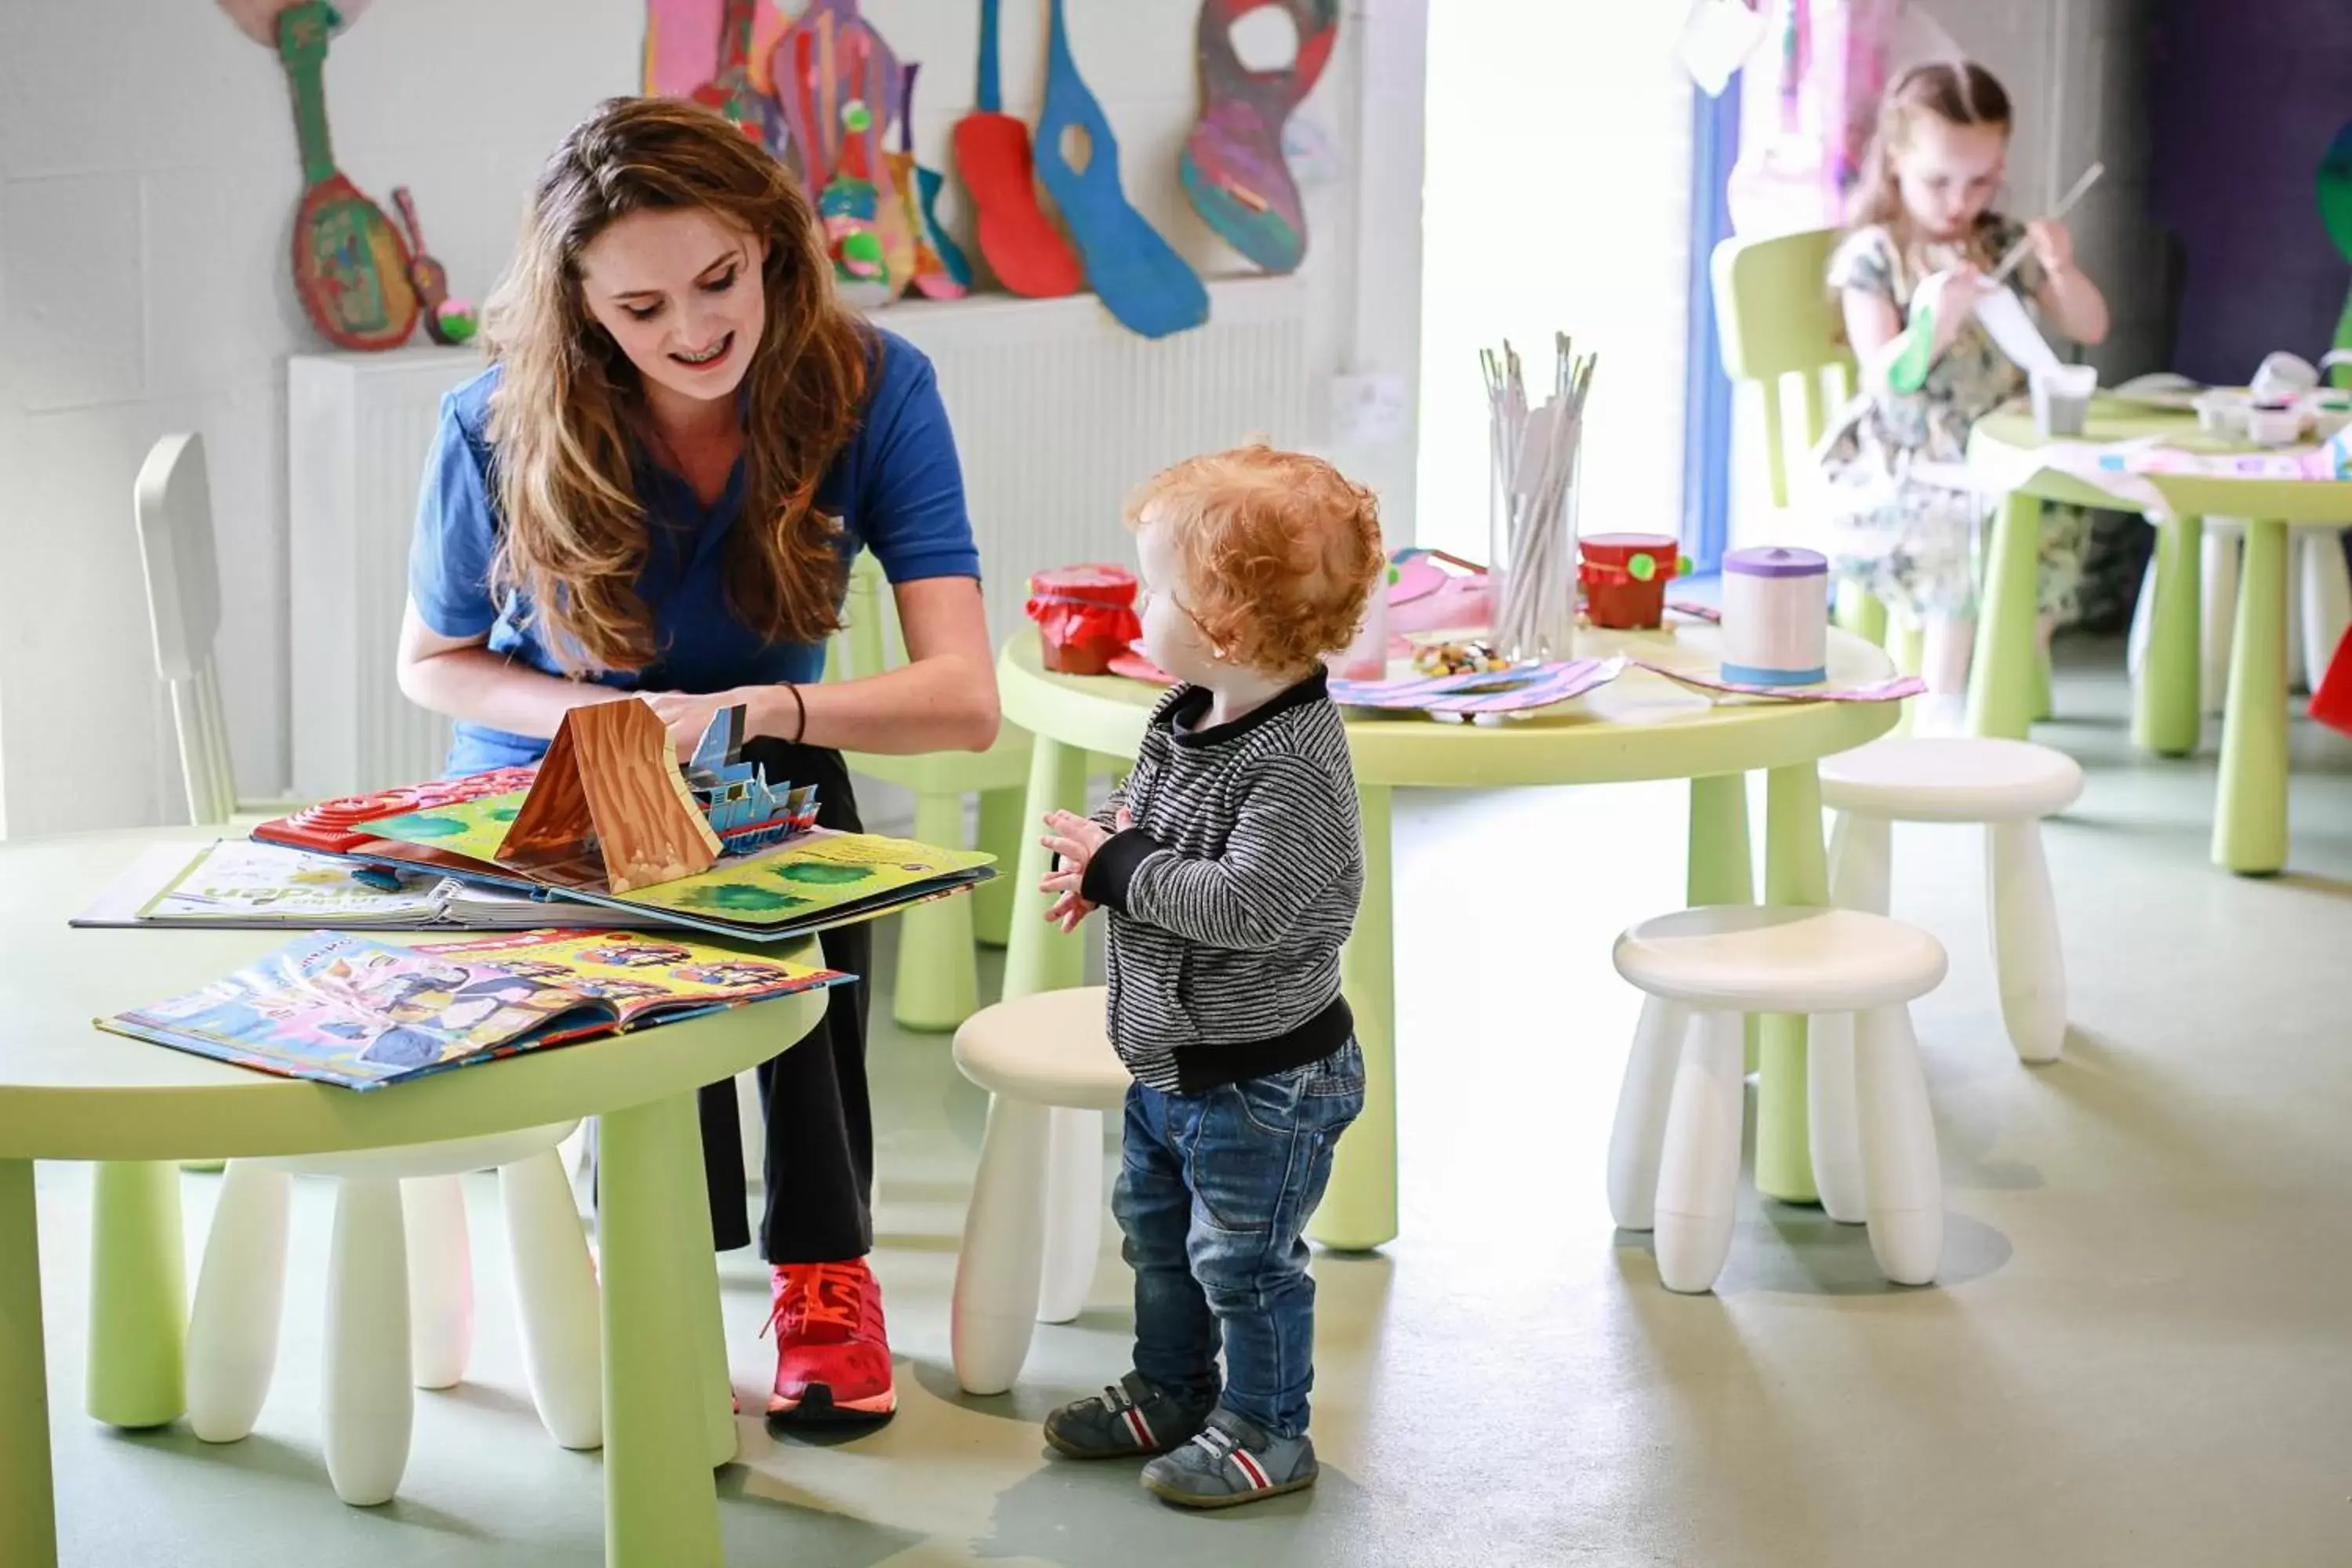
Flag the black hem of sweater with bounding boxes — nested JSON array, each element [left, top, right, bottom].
[[1162, 666, 1331, 750], [1083, 825, 1162, 913], [1169, 994, 1355, 1094]]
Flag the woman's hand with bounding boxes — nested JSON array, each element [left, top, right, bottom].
[[2025, 217, 2075, 278], [643, 690, 738, 760], [1039, 807, 1132, 931]]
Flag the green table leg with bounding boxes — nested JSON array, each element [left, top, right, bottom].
[[2, 1160, 59, 1568], [971, 786, 1022, 948], [2214, 520, 2292, 874], [1756, 764, 1830, 1203], [1000, 737, 1091, 1003], [660, 1091, 737, 1470], [1966, 491, 2044, 740], [894, 789, 981, 1032], [601, 1094, 724, 1568], [1687, 775, 1758, 1072], [1309, 783, 1396, 1252], [2135, 513, 2206, 757], [85, 1160, 185, 1428], [1834, 583, 1888, 647]]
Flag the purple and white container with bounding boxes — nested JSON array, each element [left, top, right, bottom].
[[1721, 546, 1828, 685]]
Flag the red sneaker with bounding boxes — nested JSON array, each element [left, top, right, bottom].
[[764, 1260, 896, 1424]]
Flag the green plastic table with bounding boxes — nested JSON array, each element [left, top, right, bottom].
[[1968, 398, 2352, 873], [995, 623, 1901, 1251], [0, 828, 829, 1568]]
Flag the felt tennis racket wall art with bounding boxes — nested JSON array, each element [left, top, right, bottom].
[[1035, 0, 1207, 338], [953, 0, 1083, 298], [274, 0, 417, 350], [897, 64, 973, 299], [1180, 0, 1339, 274]]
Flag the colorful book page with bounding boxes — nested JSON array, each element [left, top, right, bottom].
[[370, 790, 528, 863], [142, 839, 441, 923], [97, 929, 850, 1091], [1330, 656, 1627, 715], [611, 829, 995, 927], [1635, 662, 1926, 702]]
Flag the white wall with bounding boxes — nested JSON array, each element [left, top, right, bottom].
[[1415, 1, 1695, 565], [0, 0, 1424, 836]]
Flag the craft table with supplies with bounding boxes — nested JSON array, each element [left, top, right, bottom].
[[994, 622, 1902, 1252], [0, 827, 830, 1568], [1967, 396, 2352, 873]]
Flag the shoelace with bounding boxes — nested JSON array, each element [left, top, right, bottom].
[[761, 1263, 865, 1341]]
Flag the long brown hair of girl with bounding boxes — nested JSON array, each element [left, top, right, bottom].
[[481, 96, 868, 675], [1846, 61, 2013, 253]]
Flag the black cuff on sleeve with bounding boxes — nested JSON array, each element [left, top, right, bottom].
[[1082, 827, 1163, 915]]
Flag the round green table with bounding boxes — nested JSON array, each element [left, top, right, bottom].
[[0, 828, 829, 1568], [995, 622, 1902, 1252], [1968, 397, 2352, 873]]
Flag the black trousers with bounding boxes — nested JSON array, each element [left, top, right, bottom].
[[693, 740, 875, 1262]]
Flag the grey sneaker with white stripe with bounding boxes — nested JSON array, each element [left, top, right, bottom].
[[1043, 1371, 1216, 1460], [1142, 1408, 1319, 1508]]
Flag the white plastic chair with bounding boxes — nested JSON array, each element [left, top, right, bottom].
[[132, 434, 308, 827]]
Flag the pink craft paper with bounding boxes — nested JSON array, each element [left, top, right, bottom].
[[1635, 661, 1925, 702], [1330, 656, 1627, 716]]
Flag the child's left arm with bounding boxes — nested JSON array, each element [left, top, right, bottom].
[[1076, 753, 1353, 953], [2026, 218, 2109, 346]]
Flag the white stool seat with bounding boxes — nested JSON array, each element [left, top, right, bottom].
[[1820, 736, 2083, 822], [1607, 904, 1950, 1293], [1613, 906, 1948, 1015], [951, 985, 1130, 1112], [256, 1122, 577, 1181]]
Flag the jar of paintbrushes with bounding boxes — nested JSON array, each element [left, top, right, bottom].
[[1485, 334, 1598, 663]]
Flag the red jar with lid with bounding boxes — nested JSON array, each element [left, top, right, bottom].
[[1578, 533, 1690, 630], [1025, 564, 1144, 675]]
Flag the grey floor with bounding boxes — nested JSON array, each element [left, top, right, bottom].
[[31, 644, 2352, 1567]]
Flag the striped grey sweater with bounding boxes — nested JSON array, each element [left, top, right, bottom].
[[1079, 667, 1363, 1093]]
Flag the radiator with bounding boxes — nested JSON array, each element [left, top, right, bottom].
[[285, 273, 1314, 797]]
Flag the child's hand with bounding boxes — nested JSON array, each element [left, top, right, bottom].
[[2025, 217, 2074, 278], [1915, 266, 1988, 354], [1044, 889, 1094, 934], [1037, 808, 1134, 924]]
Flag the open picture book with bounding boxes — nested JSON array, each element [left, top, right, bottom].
[[71, 839, 673, 932], [97, 927, 851, 1091], [250, 701, 996, 942]]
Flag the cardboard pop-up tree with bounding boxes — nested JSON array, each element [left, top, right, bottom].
[[497, 699, 723, 894]]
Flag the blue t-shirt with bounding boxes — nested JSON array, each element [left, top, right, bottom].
[[408, 328, 980, 775]]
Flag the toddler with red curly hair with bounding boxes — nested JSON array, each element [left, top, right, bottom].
[[1036, 445, 1383, 1508]]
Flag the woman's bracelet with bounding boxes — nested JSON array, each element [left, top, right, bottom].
[[784, 681, 808, 745]]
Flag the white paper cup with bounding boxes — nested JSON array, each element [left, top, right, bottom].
[[2031, 364, 2098, 437]]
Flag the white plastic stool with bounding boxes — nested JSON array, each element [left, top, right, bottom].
[[1820, 735, 2082, 1064], [186, 1123, 601, 1506], [1607, 906, 1950, 1294], [949, 986, 1130, 1396]]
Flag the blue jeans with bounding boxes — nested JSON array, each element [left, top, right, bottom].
[[1112, 1040, 1365, 1440]]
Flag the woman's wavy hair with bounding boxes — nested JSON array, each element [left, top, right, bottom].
[[481, 95, 866, 674]]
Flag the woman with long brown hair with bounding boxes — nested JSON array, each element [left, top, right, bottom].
[[397, 96, 999, 1427]]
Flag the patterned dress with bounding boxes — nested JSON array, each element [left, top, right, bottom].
[[1817, 214, 2090, 622]]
